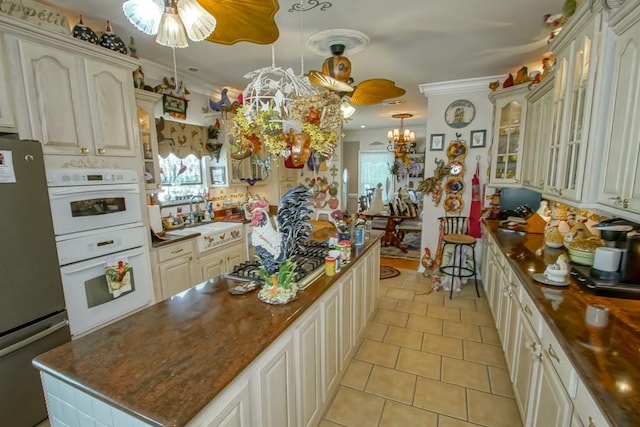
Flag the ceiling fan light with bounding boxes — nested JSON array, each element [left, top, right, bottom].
[[156, 10, 188, 48], [122, 0, 163, 35], [177, 0, 217, 42], [341, 101, 356, 119]]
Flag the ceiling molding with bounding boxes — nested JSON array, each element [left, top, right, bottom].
[[419, 75, 505, 98]]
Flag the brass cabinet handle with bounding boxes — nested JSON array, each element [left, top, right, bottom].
[[511, 281, 518, 288], [547, 344, 561, 363], [171, 248, 184, 254], [623, 198, 629, 209], [80, 147, 89, 154], [524, 305, 533, 316], [588, 416, 596, 427], [96, 147, 106, 155]]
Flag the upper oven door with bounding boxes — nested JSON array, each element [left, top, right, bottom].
[[48, 184, 142, 235]]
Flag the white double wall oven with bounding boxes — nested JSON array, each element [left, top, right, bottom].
[[47, 169, 153, 337]]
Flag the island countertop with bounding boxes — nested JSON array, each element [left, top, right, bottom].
[[33, 234, 382, 427], [484, 221, 640, 427]]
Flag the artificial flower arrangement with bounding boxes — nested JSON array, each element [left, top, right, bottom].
[[230, 91, 343, 163]]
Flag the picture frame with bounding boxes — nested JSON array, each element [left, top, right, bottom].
[[162, 94, 188, 115], [430, 134, 445, 151], [470, 129, 486, 148], [209, 165, 228, 187]]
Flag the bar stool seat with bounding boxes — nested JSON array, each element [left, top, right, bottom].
[[438, 217, 479, 299]]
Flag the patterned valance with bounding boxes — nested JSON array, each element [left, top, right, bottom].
[[155, 117, 209, 159]]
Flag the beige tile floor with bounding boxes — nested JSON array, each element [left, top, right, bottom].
[[319, 267, 523, 427]]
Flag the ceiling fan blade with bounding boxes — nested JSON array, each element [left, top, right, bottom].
[[199, 0, 279, 45], [348, 79, 406, 106], [308, 70, 354, 93]]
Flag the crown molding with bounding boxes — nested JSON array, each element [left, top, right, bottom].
[[419, 75, 505, 98]]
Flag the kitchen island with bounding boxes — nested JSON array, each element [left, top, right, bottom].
[[482, 221, 640, 427], [33, 234, 381, 427]]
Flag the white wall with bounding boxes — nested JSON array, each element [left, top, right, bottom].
[[418, 76, 502, 262]]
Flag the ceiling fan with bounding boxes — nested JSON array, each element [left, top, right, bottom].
[[306, 29, 406, 106]]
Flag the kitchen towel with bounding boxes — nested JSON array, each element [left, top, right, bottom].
[[148, 205, 162, 233]]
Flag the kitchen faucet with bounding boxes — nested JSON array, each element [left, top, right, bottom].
[[189, 194, 206, 222]]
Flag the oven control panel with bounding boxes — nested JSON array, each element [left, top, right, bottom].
[[47, 169, 138, 187]]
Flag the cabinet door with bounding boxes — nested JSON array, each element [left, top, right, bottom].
[[546, 57, 568, 195], [340, 271, 354, 367], [599, 21, 640, 212], [135, 90, 163, 191], [159, 255, 195, 299], [531, 354, 573, 427], [190, 378, 251, 427], [321, 286, 341, 402], [253, 334, 296, 427], [523, 79, 554, 191], [14, 39, 92, 154], [224, 245, 245, 273], [294, 306, 322, 427], [200, 253, 225, 282], [84, 60, 137, 157], [0, 36, 15, 130], [352, 262, 365, 342], [513, 312, 541, 426]]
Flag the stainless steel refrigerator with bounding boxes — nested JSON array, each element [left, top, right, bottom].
[[0, 137, 71, 426]]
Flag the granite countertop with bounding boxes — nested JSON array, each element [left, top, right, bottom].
[[33, 234, 382, 427], [485, 221, 640, 427]]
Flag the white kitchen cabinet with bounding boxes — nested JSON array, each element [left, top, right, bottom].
[[252, 331, 296, 427], [187, 377, 252, 427], [597, 3, 640, 215], [512, 309, 542, 426], [277, 157, 300, 199], [5, 35, 138, 158], [522, 76, 554, 191], [340, 270, 354, 368], [198, 242, 246, 282], [530, 351, 573, 427], [293, 306, 322, 427], [155, 240, 196, 300], [572, 378, 611, 427], [544, 5, 602, 201], [352, 261, 365, 343], [488, 85, 528, 186], [320, 285, 341, 402], [135, 89, 163, 191], [0, 34, 15, 131]]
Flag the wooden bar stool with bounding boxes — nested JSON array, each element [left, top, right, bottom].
[[438, 217, 479, 299]]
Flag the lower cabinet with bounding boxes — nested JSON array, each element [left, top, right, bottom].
[[187, 239, 380, 427], [513, 311, 541, 425], [198, 243, 245, 282], [530, 353, 573, 427], [156, 241, 196, 300]]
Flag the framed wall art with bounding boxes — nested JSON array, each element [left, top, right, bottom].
[[162, 94, 188, 118], [430, 134, 445, 151], [209, 165, 228, 187], [445, 99, 475, 129], [470, 129, 487, 148]]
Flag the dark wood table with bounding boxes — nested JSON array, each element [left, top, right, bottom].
[[362, 213, 417, 252]]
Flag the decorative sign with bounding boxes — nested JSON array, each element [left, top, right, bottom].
[[0, 0, 70, 35]]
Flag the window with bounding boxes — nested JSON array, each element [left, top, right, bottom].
[[359, 151, 394, 204], [158, 153, 206, 202]]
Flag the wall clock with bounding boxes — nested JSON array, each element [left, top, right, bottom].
[[445, 99, 475, 129]]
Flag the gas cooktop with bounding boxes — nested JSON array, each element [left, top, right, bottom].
[[225, 241, 330, 290], [570, 266, 640, 299]]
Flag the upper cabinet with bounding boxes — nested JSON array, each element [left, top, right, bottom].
[[135, 89, 162, 191], [522, 76, 555, 192], [0, 34, 15, 132], [543, 5, 602, 202], [488, 84, 528, 187], [0, 16, 140, 160], [596, 2, 640, 215]]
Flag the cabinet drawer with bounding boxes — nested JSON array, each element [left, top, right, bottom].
[[573, 378, 610, 427], [541, 321, 578, 397], [158, 241, 194, 263], [518, 287, 542, 336]]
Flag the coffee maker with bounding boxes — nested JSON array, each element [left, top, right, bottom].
[[592, 219, 640, 284]]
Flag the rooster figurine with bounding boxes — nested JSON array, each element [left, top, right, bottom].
[[209, 88, 242, 113], [244, 185, 313, 303], [421, 247, 436, 277]]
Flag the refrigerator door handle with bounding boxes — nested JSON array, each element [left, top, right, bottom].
[[0, 320, 69, 358]]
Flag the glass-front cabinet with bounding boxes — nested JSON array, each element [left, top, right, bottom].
[[489, 85, 528, 187], [544, 6, 601, 202], [135, 89, 162, 191]]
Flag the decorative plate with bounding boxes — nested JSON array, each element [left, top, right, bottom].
[[445, 178, 465, 194], [444, 194, 464, 214], [447, 140, 468, 160], [445, 99, 475, 129], [447, 160, 466, 177]]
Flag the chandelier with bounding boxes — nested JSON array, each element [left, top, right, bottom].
[[387, 113, 415, 157], [123, 0, 217, 48]]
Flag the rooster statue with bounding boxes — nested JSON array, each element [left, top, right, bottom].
[[244, 185, 314, 303]]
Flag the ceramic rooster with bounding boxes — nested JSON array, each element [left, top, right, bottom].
[[209, 88, 242, 113], [421, 247, 436, 277], [244, 186, 313, 303]]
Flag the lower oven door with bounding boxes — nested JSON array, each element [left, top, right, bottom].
[[59, 245, 153, 337], [48, 184, 142, 236]]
